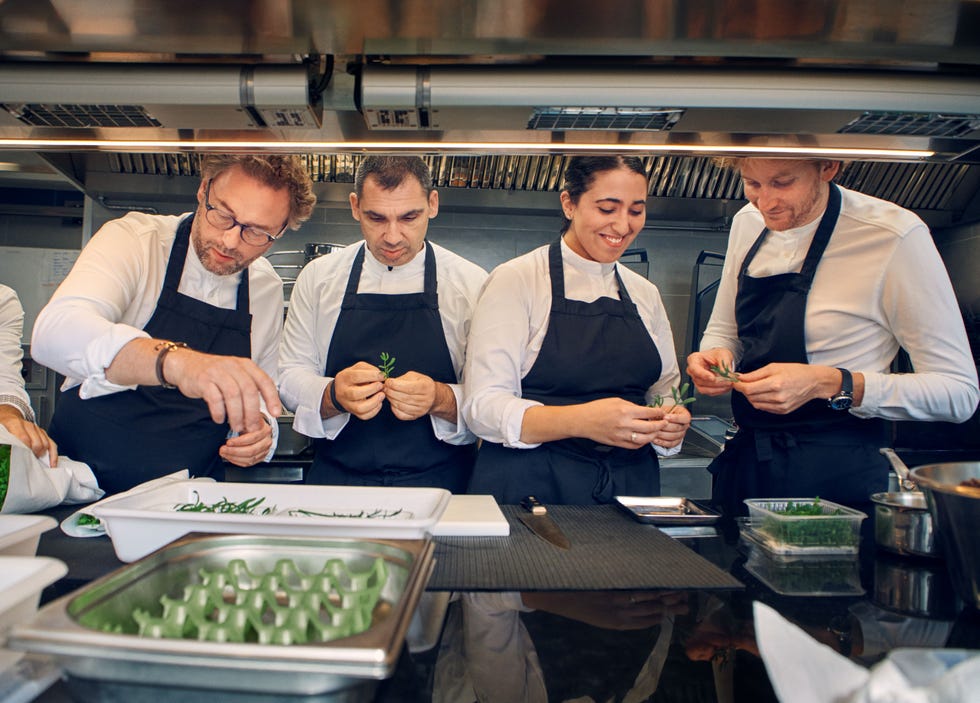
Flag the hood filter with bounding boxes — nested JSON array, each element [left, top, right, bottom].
[[528, 107, 684, 131], [840, 111, 980, 137]]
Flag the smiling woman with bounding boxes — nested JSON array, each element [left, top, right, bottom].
[[462, 155, 693, 506]]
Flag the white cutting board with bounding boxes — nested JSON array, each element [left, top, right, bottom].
[[432, 494, 510, 536]]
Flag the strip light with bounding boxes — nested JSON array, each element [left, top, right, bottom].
[[0, 138, 934, 160]]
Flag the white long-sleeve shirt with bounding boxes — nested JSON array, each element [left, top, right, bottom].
[[462, 238, 682, 453], [0, 284, 35, 422], [32, 211, 283, 397], [700, 185, 979, 423], [279, 240, 488, 444]]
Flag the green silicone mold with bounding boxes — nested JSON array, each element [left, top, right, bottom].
[[109, 557, 387, 645]]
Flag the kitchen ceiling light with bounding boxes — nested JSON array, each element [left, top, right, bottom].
[[0, 137, 935, 160]]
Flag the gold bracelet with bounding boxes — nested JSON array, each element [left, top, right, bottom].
[[154, 341, 188, 389]]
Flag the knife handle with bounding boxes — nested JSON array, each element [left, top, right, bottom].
[[521, 495, 547, 515]]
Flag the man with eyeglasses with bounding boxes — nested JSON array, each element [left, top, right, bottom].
[[278, 156, 487, 491], [32, 154, 316, 495]]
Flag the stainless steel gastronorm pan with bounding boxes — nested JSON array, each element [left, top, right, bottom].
[[9, 533, 435, 697]]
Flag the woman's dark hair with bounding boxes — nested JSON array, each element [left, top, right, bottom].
[[560, 156, 647, 234]]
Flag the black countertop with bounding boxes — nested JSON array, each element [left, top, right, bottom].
[[23, 504, 980, 703]]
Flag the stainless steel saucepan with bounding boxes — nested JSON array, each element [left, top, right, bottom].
[[870, 448, 940, 558]]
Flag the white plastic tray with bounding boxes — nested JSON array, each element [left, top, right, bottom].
[[92, 481, 451, 562], [0, 516, 58, 557], [0, 557, 67, 643]]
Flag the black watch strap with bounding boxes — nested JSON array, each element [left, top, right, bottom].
[[837, 368, 853, 394]]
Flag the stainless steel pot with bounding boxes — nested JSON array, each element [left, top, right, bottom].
[[871, 490, 939, 558], [908, 462, 980, 611], [872, 449, 940, 558]]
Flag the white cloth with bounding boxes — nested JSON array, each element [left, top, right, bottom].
[[754, 601, 980, 703], [31, 211, 284, 398], [59, 469, 211, 538], [0, 426, 103, 514], [462, 238, 683, 454], [0, 284, 34, 422], [700, 185, 979, 423], [278, 240, 488, 444]]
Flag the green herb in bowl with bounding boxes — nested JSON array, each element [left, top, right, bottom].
[[751, 498, 862, 549]]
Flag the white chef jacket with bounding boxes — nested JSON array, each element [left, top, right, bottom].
[[462, 237, 683, 454], [700, 185, 978, 423], [279, 240, 488, 444], [32, 211, 283, 396], [0, 284, 35, 422]]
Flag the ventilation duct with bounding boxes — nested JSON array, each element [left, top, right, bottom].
[[0, 62, 322, 130], [359, 64, 980, 140]]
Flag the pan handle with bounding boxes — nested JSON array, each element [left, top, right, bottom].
[[879, 447, 917, 491]]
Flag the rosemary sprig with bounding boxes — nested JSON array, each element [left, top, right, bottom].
[[709, 361, 740, 383], [649, 383, 696, 415], [378, 352, 396, 379]]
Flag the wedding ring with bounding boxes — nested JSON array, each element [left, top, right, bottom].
[[630, 431, 637, 443]]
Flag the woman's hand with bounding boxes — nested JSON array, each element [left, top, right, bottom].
[[651, 404, 692, 449], [577, 397, 672, 449]]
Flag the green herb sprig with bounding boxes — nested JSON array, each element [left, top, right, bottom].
[[378, 352, 396, 379], [77, 513, 102, 527], [174, 492, 275, 515], [287, 508, 404, 519], [709, 361, 740, 383], [649, 383, 696, 414]]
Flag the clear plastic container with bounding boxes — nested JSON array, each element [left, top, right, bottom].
[[744, 498, 866, 554]]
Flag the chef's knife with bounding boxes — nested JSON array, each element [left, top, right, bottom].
[[518, 496, 570, 550]]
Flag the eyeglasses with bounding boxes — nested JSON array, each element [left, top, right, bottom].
[[203, 179, 287, 246]]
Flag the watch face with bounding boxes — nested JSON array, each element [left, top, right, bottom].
[[829, 395, 853, 410]]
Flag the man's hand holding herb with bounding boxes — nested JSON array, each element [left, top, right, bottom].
[[686, 348, 739, 396], [383, 371, 457, 423], [322, 361, 385, 421], [735, 363, 863, 415]]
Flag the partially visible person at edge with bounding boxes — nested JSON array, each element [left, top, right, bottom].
[[31, 154, 316, 495], [0, 283, 58, 465], [686, 157, 979, 516], [463, 155, 691, 505], [278, 155, 487, 492]]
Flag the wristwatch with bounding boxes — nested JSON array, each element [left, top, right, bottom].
[[828, 368, 853, 410]]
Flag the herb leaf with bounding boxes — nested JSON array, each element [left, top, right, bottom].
[[709, 361, 740, 383], [378, 352, 396, 379]]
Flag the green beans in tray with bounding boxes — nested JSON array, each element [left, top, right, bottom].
[[745, 498, 866, 549]]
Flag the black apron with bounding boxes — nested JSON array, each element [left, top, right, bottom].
[[49, 215, 253, 495], [709, 184, 888, 516], [468, 240, 664, 505], [307, 243, 475, 492]]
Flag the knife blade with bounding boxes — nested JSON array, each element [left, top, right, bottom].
[[518, 496, 570, 550]]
